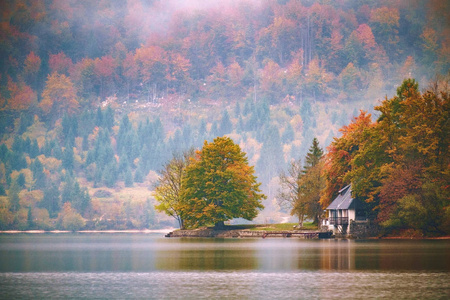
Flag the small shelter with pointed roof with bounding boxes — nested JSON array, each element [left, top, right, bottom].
[[323, 185, 368, 235]]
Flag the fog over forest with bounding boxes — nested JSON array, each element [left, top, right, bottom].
[[0, 0, 448, 231]]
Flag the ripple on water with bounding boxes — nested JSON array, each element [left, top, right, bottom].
[[1, 271, 449, 299]]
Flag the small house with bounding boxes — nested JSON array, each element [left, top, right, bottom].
[[323, 185, 368, 235]]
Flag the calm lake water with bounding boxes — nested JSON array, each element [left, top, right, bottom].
[[0, 233, 449, 299]]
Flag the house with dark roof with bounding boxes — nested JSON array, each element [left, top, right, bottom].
[[323, 185, 368, 235]]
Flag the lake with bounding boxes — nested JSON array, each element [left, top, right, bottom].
[[0, 233, 449, 299]]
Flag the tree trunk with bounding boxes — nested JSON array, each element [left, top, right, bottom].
[[178, 218, 185, 230], [214, 221, 225, 230], [298, 214, 304, 228]]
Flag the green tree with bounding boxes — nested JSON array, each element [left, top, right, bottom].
[[39, 183, 60, 218], [103, 105, 115, 130], [62, 144, 74, 173], [218, 110, 233, 136], [124, 166, 133, 187], [31, 158, 45, 189], [304, 138, 323, 171], [154, 150, 194, 229], [301, 138, 325, 224], [181, 137, 265, 228], [8, 178, 21, 212], [16, 173, 26, 188], [282, 123, 295, 144], [324, 79, 449, 236], [277, 138, 325, 226]]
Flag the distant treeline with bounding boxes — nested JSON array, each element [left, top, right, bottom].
[[1, 0, 448, 114]]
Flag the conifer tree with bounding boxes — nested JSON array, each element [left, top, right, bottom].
[[218, 110, 232, 136], [40, 183, 60, 218], [304, 138, 323, 171], [8, 178, 21, 212], [278, 138, 324, 226]]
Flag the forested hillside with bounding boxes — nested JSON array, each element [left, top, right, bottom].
[[0, 0, 448, 231]]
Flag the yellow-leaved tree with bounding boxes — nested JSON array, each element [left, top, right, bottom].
[[180, 137, 265, 229], [40, 72, 78, 121]]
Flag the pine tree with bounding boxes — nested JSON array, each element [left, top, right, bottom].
[[40, 183, 60, 218], [95, 106, 103, 127], [124, 166, 133, 187], [134, 167, 144, 183], [278, 138, 325, 226], [304, 138, 323, 171], [8, 178, 21, 212], [282, 123, 295, 143], [104, 105, 115, 130], [62, 144, 74, 173], [31, 158, 45, 189], [218, 110, 232, 136]]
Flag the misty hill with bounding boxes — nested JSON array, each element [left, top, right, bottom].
[[0, 0, 448, 230]]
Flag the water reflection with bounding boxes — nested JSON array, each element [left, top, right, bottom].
[[155, 238, 257, 270], [0, 234, 449, 272]]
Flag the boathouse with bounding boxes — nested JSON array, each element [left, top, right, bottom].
[[323, 185, 368, 236]]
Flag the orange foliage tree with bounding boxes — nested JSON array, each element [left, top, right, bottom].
[[324, 79, 450, 235], [321, 111, 373, 208], [23, 51, 41, 87], [7, 77, 37, 111], [49, 52, 73, 76], [40, 72, 78, 119]]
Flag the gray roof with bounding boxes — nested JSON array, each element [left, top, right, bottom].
[[326, 185, 354, 210]]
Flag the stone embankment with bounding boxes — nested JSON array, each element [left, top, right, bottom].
[[166, 228, 332, 239]]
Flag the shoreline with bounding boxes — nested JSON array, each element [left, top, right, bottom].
[[166, 228, 332, 239], [1, 229, 448, 240], [0, 228, 175, 234]]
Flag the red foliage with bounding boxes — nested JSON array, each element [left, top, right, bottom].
[[7, 77, 37, 111], [377, 163, 423, 223], [23, 51, 41, 75], [49, 52, 73, 75], [94, 55, 116, 78], [321, 112, 373, 207]]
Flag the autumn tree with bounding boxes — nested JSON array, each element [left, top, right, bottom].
[[40, 72, 78, 121], [7, 77, 37, 111], [134, 45, 167, 101], [49, 52, 73, 76], [23, 51, 41, 89], [369, 7, 400, 61], [303, 59, 332, 101], [226, 60, 244, 96], [58, 202, 85, 231], [323, 79, 449, 235], [181, 137, 265, 229], [166, 51, 191, 91], [321, 111, 373, 208], [154, 149, 194, 229], [93, 55, 117, 99], [368, 79, 449, 234]]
